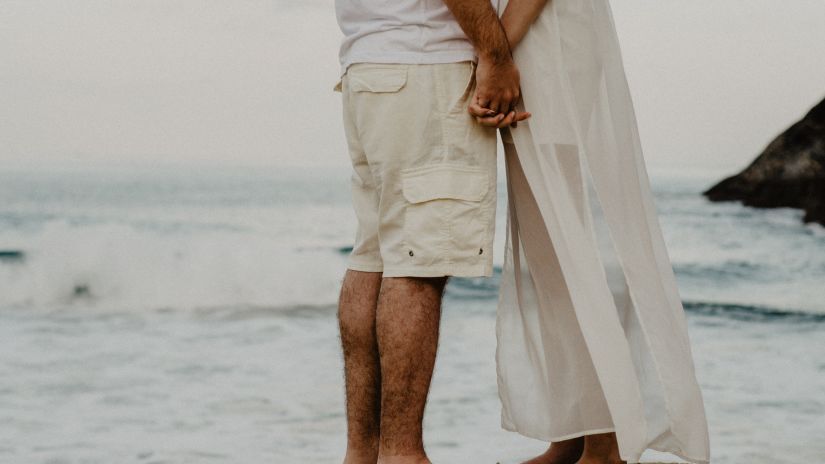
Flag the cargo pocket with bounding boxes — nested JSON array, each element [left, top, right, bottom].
[[400, 163, 490, 265], [348, 65, 408, 93]]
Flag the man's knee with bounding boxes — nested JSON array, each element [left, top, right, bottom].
[[339, 307, 378, 352], [338, 271, 383, 351], [376, 277, 447, 329]]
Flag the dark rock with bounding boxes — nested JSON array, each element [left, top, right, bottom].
[[73, 284, 91, 297], [0, 250, 25, 262], [704, 97, 825, 225]]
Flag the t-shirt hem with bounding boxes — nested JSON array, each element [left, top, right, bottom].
[[339, 50, 478, 77]]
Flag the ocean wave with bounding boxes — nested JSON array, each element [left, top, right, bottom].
[[673, 261, 780, 282], [190, 303, 338, 321], [0, 250, 25, 262], [683, 301, 825, 323], [3, 214, 822, 324], [0, 220, 349, 311]]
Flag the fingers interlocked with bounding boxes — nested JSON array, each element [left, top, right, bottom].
[[469, 98, 531, 128]]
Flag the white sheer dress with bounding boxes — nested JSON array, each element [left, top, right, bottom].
[[494, 1, 711, 462]]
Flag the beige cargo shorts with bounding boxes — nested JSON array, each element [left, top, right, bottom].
[[336, 61, 498, 278]]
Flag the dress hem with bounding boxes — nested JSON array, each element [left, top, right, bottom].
[[501, 422, 709, 464]]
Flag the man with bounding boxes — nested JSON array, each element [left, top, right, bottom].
[[333, 1, 528, 463]]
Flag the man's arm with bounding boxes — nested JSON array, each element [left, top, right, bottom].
[[442, 0, 520, 115], [442, 0, 512, 63]]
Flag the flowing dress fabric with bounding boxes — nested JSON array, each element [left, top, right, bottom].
[[494, 0, 710, 462]]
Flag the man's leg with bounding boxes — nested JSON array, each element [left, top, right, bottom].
[[521, 437, 584, 464], [339, 269, 384, 464], [577, 432, 625, 464], [375, 276, 447, 464]]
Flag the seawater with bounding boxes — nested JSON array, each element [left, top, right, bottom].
[[1, 165, 824, 464]]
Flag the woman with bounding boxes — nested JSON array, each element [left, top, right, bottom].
[[473, 1, 712, 463]]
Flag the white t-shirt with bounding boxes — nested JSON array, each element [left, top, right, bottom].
[[335, 0, 500, 75]]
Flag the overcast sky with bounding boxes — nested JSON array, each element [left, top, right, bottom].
[[1, 0, 824, 174]]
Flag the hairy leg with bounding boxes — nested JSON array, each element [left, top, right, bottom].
[[521, 437, 584, 464], [577, 432, 625, 464], [339, 269, 384, 464], [375, 276, 447, 464]]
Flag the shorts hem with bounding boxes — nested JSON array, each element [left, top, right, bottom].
[[346, 260, 384, 273], [340, 52, 478, 77], [381, 262, 493, 278]]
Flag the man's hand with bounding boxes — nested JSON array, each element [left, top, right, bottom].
[[440, 0, 531, 128], [469, 56, 531, 128], [473, 54, 520, 114]]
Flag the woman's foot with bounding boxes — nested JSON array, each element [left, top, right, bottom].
[[520, 437, 584, 464], [575, 432, 626, 464]]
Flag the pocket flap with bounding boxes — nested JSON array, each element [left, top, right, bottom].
[[401, 164, 489, 204], [348, 67, 408, 93]]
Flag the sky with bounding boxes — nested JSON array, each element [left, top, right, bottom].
[[1, 0, 824, 174]]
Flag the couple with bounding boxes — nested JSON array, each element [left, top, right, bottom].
[[333, 1, 711, 463]]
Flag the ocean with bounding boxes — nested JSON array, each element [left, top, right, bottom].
[[1, 164, 824, 464]]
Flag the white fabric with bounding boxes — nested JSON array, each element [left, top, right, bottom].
[[495, 0, 711, 463], [334, 0, 498, 75]]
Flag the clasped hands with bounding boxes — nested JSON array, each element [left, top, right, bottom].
[[468, 55, 531, 128]]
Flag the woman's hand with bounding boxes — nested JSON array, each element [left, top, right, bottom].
[[468, 97, 531, 128]]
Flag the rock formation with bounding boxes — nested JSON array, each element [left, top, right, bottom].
[[704, 97, 825, 225]]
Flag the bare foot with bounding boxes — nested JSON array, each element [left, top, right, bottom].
[[377, 455, 431, 464], [576, 432, 626, 464], [343, 448, 379, 464], [575, 458, 626, 464], [521, 437, 584, 464]]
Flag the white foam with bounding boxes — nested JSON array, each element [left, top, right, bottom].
[[0, 219, 349, 311]]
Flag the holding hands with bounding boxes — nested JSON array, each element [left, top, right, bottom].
[[440, 0, 533, 129], [468, 54, 531, 128]]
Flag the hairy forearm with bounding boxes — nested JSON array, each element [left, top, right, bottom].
[[442, 0, 512, 62], [500, 0, 550, 49]]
